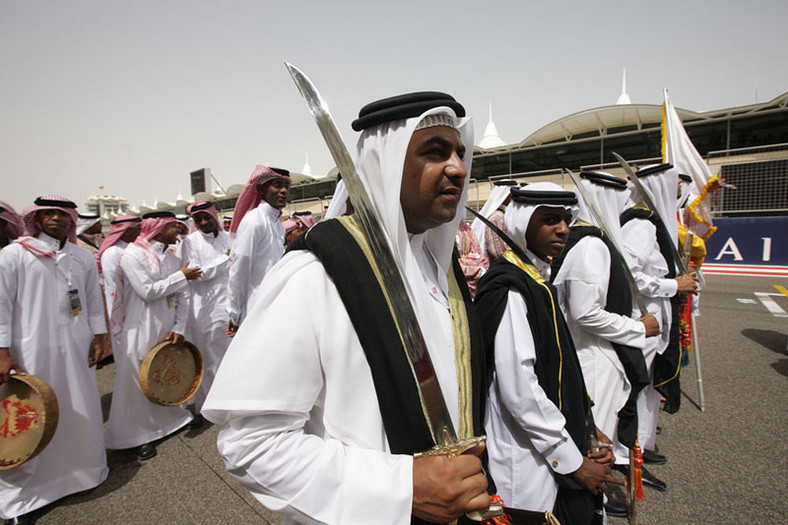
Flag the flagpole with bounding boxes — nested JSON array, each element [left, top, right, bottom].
[[691, 310, 706, 411]]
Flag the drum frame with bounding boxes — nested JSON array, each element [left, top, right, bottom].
[[139, 340, 204, 406], [0, 374, 59, 471]]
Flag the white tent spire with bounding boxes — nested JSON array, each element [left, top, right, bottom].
[[477, 101, 507, 149], [616, 69, 631, 105], [302, 152, 313, 176]]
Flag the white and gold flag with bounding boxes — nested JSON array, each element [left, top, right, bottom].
[[661, 90, 719, 239]]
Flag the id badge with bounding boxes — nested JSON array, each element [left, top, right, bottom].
[[68, 289, 82, 317], [167, 294, 177, 308]]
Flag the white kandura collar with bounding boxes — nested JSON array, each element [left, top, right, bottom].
[[37, 231, 64, 251]]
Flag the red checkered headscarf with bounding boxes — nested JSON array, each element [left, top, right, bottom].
[[187, 201, 223, 232], [21, 195, 79, 243], [292, 211, 316, 229], [0, 200, 24, 242], [136, 215, 177, 244], [98, 215, 142, 262], [229, 165, 291, 234], [132, 212, 178, 277]]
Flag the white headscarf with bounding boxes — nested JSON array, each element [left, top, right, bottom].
[[627, 165, 680, 246], [470, 180, 515, 251], [76, 214, 102, 236], [567, 175, 631, 282], [504, 182, 576, 253], [323, 179, 349, 219], [354, 105, 473, 385], [574, 175, 630, 251]]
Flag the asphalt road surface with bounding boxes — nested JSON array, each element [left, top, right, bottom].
[[18, 274, 788, 524]]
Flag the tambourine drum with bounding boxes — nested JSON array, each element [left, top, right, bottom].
[[0, 374, 59, 470], [139, 340, 203, 406]]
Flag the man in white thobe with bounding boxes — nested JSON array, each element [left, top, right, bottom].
[[551, 172, 660, 515], [181, 201, 231, 420], [0, 196, 110, 522], [225, 166, 290, 335], [620, 163, 697, 490], [98, 215, 142, 351], [104, 211, 202, 461], [204, 92, 492, 524]]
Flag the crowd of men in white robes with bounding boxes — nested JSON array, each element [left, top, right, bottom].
[[0, 164, 296, 523], [0, 89, 703, 525]]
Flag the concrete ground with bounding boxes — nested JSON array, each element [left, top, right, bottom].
[[13, 274, 788, 524]]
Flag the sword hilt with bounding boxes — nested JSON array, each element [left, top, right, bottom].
[[414, 434, 504, 521]]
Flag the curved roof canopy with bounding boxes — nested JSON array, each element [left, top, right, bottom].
[[474, 90, 788, 153]]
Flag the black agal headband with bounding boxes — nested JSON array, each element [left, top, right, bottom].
[[142, 211, 176, 219], [510, 187, 577, 206], [351, 92, 465, 132], [580, 171, 628, 191], [635, 163, 673, 178], [34, 197, 77, 209]]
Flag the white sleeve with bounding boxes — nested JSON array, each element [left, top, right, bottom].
[[81, 251, 108, 335], [227, 221, 255, 324], [621, 220, 678, 298], [494, 291, 584, 475], [0, 248, 20, 347], [564, 279, 645, 347], [207, 253, 414, 524], [559, 242, 646, 348], [217, 413, 413, 525], [121, 251, 187, 302]]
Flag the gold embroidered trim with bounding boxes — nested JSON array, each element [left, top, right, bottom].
[[447, 267, 474, 440], [501, 249, 564, 410]]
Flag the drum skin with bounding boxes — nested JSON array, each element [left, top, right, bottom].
[[139, 340, 204, 406], [0, 374, 59, 470]]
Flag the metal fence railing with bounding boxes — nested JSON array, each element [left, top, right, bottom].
[[581, 146, 788, 217], [706, 143, 788, 216]]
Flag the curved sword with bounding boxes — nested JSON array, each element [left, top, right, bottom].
[[285, 61, 459, 446]]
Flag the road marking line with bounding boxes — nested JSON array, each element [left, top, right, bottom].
[[754, 292, 788, 318], [737, 298, 757, 304], [775, 285, 788, 298]]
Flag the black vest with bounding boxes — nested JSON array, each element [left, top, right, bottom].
[[288, 218, 486, 525], [620, 208, 682, 414], [550, 226, 650, 448]]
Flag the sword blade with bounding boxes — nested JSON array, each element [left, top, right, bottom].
[[611, 152, 689, 275], [564, 168, 650, 318], [285, 62, 457, 446]]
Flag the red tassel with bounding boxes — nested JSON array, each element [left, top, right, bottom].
[[633, 439, 645, 501], [482, 495, 512, 525]]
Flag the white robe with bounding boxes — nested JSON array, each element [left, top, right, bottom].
[[180, 229, 231, 412], [552, 235, 646, 465], [620, 217, 678, 450], [104, 240, 192, 449], [484, 251, 583, 512], [203, 241, 461, 525], [100, 240, 127, 342], [0, 234, 109, 519], [226, 201, 284, 325]]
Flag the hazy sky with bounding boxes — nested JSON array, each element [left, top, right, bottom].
[[2, 0, 787, 211]]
